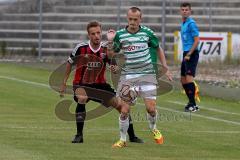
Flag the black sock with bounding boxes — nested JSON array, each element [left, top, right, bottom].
[[127, 115, 136, 139], [182, 83, 190, 104], [75, 103, 86, 136], [185, 82, 196, 106]]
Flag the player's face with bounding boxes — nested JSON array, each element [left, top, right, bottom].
[[180, 6, 191, 20], [127, 10, 142, 32], [88, 26, 102, 46]]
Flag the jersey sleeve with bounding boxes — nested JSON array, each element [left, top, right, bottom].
[[189, 22, 199, 37], [113, 32, 121, 53], [68, 44, 80, 64], [147, 28, 159, 48]]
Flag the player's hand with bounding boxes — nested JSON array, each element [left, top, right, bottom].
[[59, 83, 66, 98], [107, 29, 116, 42], [165, 70, 173, 81], [184, 54, 191, 61], [110, 65, 119, 74], [160, 65, 173, 81]]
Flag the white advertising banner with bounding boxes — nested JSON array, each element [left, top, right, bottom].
[[175, 32, 229, 62], [232, 34, 240, 59]]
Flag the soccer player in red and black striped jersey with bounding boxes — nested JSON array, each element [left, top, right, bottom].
[[59, 21, 143, 144]]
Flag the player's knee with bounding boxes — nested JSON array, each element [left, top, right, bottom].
[[121, 107, 129, 116], [148, 109, 157, 117], [147, 108, 156, 116], [106, 97, 121, 112], [146, 100, 156, 108], [112, 97, 129, 113], [146, 102, 157, 115], [120, 102, 130, 114], [186, 75, 194, 83], [75, 88, 88, 104], [76, 95, 88, 104], [118, 101, 130, 118], [181, 77, 187, 84], [120, 112, 129, 121]]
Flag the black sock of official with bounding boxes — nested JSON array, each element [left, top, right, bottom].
[[182, 83, 190, 104], [75, 103, 86, 136], [186, 82, 196, 106], [127, 115, 136, 139]]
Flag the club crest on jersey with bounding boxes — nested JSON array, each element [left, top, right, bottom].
[[140, 36, 149, 41], [84, 54, 89, 59]]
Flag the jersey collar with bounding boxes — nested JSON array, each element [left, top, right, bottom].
[[126, 25, 141, 34], [88, 40, 101, 53]]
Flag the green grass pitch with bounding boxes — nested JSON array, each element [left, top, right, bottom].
[[0, 62, 239, 160]]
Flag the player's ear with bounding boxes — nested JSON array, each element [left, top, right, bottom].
[[87, 33, 91, 39], [139, 14, 142, 22], [189, 6, 192, 13]]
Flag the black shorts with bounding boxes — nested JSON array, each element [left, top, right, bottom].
[[181, 50, 199, 77], [73, 83, 116, 107]]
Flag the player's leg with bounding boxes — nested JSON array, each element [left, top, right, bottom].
[[72, 103, 86, 143], [115, 82, 142, 142], [181, 58, 191, 108], [75, 87, 88, 104], [94, 83, 143, 143], [181, 75, 192, 111], [181, 51, 199, 112], [114, 103, 143, 143], [72, 87, 88, 143], [81, 83, 130, 148], [140, 82, 163, 144], [110, 96, 130, 148], [144, 98, 163, 144], [100, 81, 143, 145], [144, 98, 157, 130], [114, 106, 143, 143]]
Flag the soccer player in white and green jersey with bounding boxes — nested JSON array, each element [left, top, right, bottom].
[[107, 7, 172, 148]]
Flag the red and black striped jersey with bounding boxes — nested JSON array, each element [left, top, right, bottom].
[[68, 41, 110, 85]]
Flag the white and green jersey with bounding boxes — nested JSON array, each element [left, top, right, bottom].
[[113, 26, 159, 75]]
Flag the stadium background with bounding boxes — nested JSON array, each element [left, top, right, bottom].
[[0, 0, 239, 160]]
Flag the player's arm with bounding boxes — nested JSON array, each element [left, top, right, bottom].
[[107, 43, 115, 58], [59, 45, 78, 97], [157, 47, 173, 81], [184, 36, 199, 61], [108, 57, 119, 74], [148, 28, 172, 81], [106, 29, 122, 73], [106, 29, 118, 58], [185, 22, 199, 60], [59, 62, 72, 97], [157, 47, 168, 70]]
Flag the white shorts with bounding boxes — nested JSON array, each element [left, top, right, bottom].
[[117, 74, 157, 100]]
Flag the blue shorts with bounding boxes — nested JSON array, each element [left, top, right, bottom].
[[181, 50, 199, 77]]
